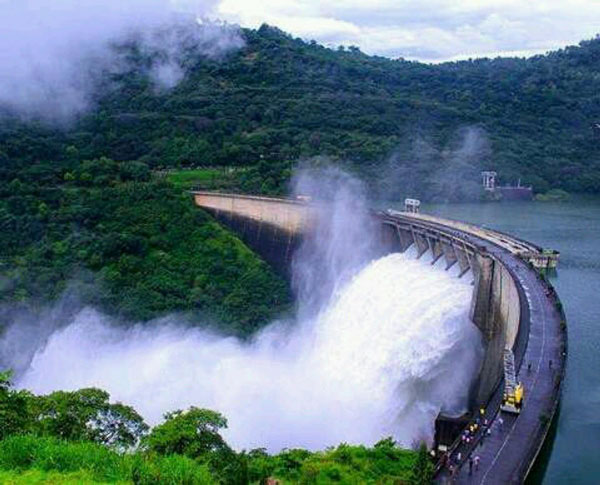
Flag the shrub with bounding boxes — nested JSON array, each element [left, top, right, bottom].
[[128, 453, 213, 485], [0, 435, 124, 481]]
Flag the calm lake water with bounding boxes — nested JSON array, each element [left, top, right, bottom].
[[384, 198, 599, 484]]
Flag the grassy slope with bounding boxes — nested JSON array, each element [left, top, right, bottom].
[[0, 470, 128, 485], [0, 436, 213, 485], [0, 436, 417, 485], [166, 168, 227, 190]]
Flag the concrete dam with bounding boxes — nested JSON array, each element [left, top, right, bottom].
[[192, 191, 566, 484]]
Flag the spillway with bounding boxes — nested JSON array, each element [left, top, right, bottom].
[[190, 189, 567, 482], [16, 250, 482, 452]]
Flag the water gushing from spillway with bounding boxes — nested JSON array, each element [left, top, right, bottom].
[[7, 168, 483, 451], [15, 249, 481, 451]]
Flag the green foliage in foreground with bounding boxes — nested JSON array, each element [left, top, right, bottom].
[[410, 443, 434, 485], [0, 435, 213, 484], [1, 373, 147, 449], [146, 408, 228, 459], [0, 469, 127, 485], [0, 375, 422, 484], [247, 438, 417, 484], [0, 435, 419, 485]]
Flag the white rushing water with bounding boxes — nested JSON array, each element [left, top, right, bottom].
[[17, 250, 482, 452]]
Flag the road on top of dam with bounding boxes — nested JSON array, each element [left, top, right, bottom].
[[420, 219, 566, 484]]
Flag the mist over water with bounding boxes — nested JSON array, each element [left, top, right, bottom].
[[291, 166, 382, 317], [4, 169, 483, 451]]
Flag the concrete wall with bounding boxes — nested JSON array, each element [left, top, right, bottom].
[[193, 193, 525, 408], [193, 192, 312, 235], [469, 256, 521, 405], [378, 217, 521, 408], [192, 192, 314, 276]]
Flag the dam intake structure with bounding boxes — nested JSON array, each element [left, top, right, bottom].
[[192, 191, 567, 484]]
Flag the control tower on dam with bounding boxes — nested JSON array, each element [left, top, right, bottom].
[[191, 191, 567, 484]]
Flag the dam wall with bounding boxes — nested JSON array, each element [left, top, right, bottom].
[[192, 192, 311, 234], [193, 192, 528, 408], [191, 191, 566, 484], [192, 192, 312, 275]]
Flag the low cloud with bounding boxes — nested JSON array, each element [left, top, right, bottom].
[[0, 0, 243, 123]]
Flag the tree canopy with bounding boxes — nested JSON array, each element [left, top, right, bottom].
[[0, 375, 424, 483], [0, 154, 290, 334], [145, 407, 229, 459], [3, 25, 600, 198], [2, 23, 599, 325]]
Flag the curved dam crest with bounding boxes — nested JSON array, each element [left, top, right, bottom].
[[192, 191, 567, 484]]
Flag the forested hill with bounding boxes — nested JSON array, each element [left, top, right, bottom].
[[2, 24, 600, 198], [1, 24, 599, 327]]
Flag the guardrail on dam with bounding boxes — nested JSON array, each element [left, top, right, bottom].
[[191, 191, 567, 484]]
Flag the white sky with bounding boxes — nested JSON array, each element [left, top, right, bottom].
[[211, 0, 600, 62]]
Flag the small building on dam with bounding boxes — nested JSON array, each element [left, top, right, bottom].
[[192, 191, 566, 484]]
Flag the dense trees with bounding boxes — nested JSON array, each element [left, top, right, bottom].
[[4, 25, 600, 199], [146, 408, 229, 459], [35, 388, 148, 449], [0, 154, 290, 334], [411, 443, 434, 485], [0, 376, 421, 483], [0, 371, 32, 440], [0, 372, 147, 448], [2, 23, 599, 324]]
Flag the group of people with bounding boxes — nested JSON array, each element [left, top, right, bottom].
[[445, 407, 504, 480], [463, 408, 494, 445], [468, 455, 481, 475]]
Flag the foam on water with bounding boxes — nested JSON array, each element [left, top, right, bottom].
[[16, 250, 482, 451]]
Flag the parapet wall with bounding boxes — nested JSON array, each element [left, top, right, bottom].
[[193, 192, 311, 235], [192, 192, 312, 276], [468, 255, 522, 406]]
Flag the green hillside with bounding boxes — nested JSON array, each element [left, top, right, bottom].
[[1, 23, 600, 325], [3, 24, 600, 199], [0, 157, 289, 335]]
